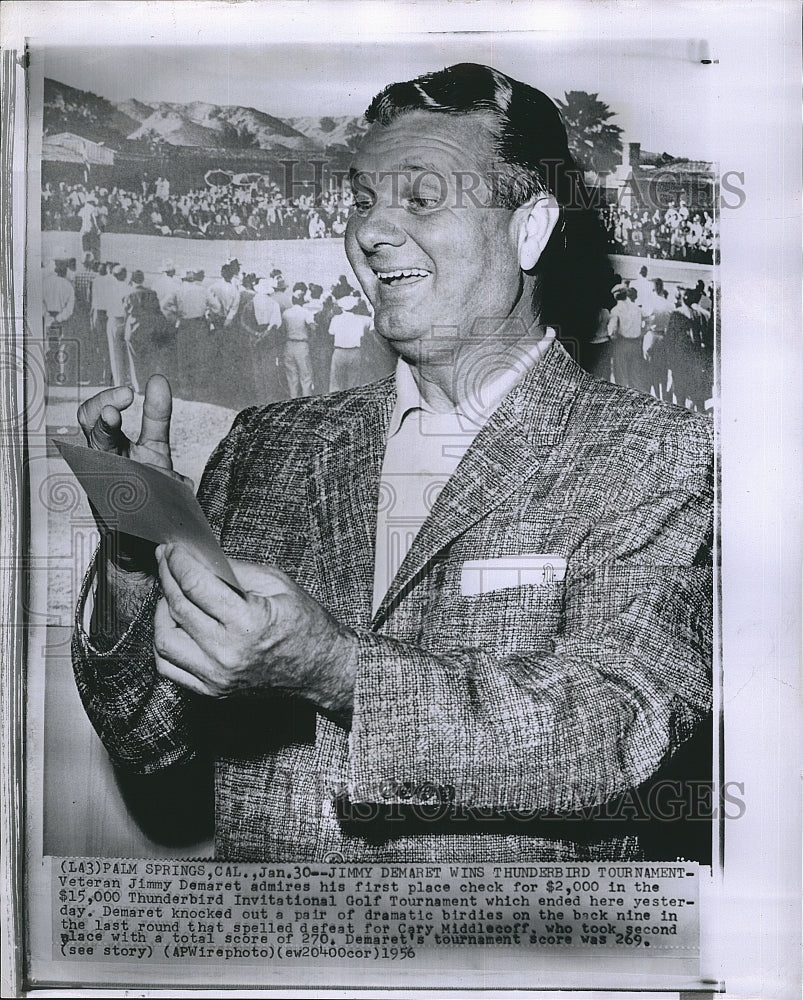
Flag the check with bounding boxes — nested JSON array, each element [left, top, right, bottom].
[[54, 440, 242, 592]]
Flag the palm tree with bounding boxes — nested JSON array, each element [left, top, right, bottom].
[[554, 91, 623, 176]]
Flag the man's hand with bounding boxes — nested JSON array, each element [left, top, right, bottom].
[[77, 374, 191, 573], [77, 373, 187, 478], [153, 544, 358, 717]]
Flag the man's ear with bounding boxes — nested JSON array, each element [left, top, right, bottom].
[[514, 194, 560, 271]]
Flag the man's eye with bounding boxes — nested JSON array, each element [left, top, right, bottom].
[[352, 197, 374, 216], [405, 196, 441, 213]]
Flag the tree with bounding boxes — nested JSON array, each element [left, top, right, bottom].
[[218, 121, 261, 149], [554, 91, 623, 175]]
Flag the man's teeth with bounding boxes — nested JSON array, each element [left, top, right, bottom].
[[375, 268, 429, 283]]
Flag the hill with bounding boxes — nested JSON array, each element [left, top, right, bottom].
[[43, 78, 141, 146], [285, 115, 368, 149]]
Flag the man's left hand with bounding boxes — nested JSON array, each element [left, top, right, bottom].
[[153, 544, 358, 716]]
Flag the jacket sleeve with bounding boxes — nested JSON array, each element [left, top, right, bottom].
[[347, 415, 713, 814], [71, 407, 258, 774]]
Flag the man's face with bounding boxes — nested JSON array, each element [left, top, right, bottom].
[[345, 111, 526, 361]]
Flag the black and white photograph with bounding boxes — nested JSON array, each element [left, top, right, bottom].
[[1, 2, 800, 997]]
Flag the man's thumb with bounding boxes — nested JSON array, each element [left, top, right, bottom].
[[138, 374, 173, 450]]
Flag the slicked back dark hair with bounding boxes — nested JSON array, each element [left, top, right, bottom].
[[365, 63, 613, 358]]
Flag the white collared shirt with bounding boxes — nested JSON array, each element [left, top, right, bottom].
[[372, 329, 555, 614]]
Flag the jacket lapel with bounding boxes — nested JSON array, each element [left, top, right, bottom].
[[372, 342, 584, 628], [306, 380, 394, 628]]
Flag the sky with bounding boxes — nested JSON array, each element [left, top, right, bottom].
[[43, 35, 718, 161]]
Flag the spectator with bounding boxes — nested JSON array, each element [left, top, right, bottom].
[[585, 302, 612, 383], [633, 265, 652, 314], [243, 277, 285, 405], [42, 256, 76, 383], [72, 253, 106, 384], [608, 283, 647, 392], [328, 290, 372, 392], [78, 194, 101, 258], [151, 259, 182, 321], [282, 285, 315, 398], [124, 270, 175, 392], [643, 278, 672, 400], [171, 269, 211, 401], [105, 265, 133, 386], [665, 286, 710, 411], [271, 270, 292, 311]]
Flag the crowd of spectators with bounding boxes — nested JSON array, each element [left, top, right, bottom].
[[44, 250, 713, 414], [42, 250, 394, 409], [599, 199, 718, 264], [584, 264, 714, 412], [42, 176, 353, 244], [43, 176, 717, 264]]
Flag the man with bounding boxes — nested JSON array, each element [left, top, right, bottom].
[[205, 263, 240, 330], [42, 256, 76, 385], [78, 194, 101, 259], [105, 264, 133, 386], [74, 64, 712, 863], [309, 282, 337, 394], [270, 270, 292, 312], [282, 283, 316, 397], [643, 277, 672, 400], [227, 257, 243, 292], [124, 270, 174, 393], [204, 263, 242, 408], [240, 276, 284, 405], [633, 264, 652, 316], [666, 285, 710, 412], [151, 259, 182, 320], [328, 289, 372, 392], [72, 253, 101, 385], [170, 269, 210, 402], [89, 262, 113, 385], [42, 257, 75, 335], [608, 283, 647, 392]]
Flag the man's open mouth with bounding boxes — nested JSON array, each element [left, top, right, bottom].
[[373, 268, 431, 286]]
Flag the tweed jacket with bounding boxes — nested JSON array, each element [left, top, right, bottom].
[[73, 341, 714, 861]]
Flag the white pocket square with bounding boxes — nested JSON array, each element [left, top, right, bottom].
[[460, 555, 567, 596]]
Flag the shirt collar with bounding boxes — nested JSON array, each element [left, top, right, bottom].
[[388, 327, 556, 439]]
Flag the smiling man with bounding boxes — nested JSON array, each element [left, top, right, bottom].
[[73, 64, 713, 862]]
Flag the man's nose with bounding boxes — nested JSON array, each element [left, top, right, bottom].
[[352, 204, 406, 253]]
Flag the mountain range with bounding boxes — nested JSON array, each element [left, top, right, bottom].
[[43, 78, 368, 153], [42, 77, 700, 174]]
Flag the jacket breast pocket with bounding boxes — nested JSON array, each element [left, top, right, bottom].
[[421, 579, 566, 656]]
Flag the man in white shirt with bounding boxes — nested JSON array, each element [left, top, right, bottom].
[[633, 265, 653, 318], [78, 196, 100, 257], [608, 283, 647, 392], [42, 259, 75, 333], [151, 259, 182, 322], [328, 291, 372, 392], [105, 265, 133, 386], [282, 285, 315, 397]]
